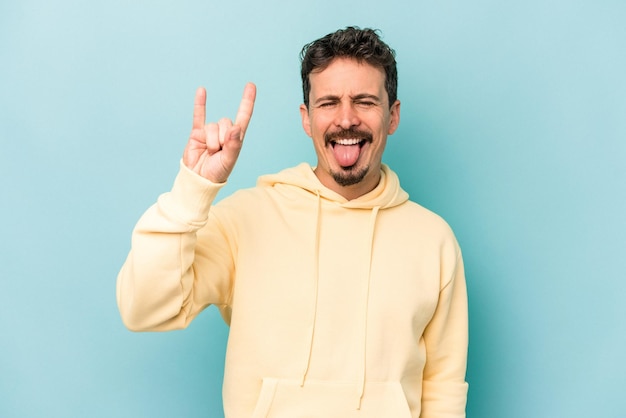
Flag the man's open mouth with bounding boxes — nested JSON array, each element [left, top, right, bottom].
[[325, 130, 372, 168]]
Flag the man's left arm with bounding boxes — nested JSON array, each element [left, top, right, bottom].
[[421, 246, 469, 418]]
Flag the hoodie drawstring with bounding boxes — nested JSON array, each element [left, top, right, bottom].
[[301, 191, 322, 386], [356, 206, 380, 409], [298, 191, 382, 410]]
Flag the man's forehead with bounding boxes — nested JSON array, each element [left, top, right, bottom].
[[309, 58, 386, 95], [310, 57, 385, 77]]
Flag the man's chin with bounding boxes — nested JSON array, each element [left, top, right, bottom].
[[331, 165, 369, 187]]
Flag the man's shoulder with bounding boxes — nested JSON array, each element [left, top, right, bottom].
[[215, 183, 270, 206], [389, 198, 458, 239], [395, 198, 446, 221]]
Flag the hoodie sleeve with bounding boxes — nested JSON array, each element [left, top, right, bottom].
[[116, 161, 235, 332], [420, 244, 469, 418]]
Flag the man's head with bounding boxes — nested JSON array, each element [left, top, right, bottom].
[[299, 27, 401, 200], [300, 27, 398, 109]]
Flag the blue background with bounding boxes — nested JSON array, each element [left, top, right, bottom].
[[1, 1, 625, 417]]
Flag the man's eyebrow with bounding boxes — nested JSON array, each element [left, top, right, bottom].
[[314, 95, 341, 104], [351, 93, 382, 102], [314, 93, 382, 104]]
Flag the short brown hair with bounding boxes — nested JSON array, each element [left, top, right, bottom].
[[300, 27, 398, 108]]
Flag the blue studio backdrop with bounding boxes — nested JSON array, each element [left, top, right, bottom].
[[1, 1, 625, 417]]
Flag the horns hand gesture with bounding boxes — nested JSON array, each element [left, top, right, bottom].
[[183, 83, 256, 183]]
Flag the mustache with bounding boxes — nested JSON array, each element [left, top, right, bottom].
[[324, 128, 373, 145]]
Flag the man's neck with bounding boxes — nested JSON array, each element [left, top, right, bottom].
[[313, 168, 381, 201]]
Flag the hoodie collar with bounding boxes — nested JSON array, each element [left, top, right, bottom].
[[257, 162, 409, 209]]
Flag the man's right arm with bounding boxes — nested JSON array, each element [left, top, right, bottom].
[[116, 162, 231, 331], [116, 84, 256, 331]]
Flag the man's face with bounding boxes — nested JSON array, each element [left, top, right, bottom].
[[300, 58, 400, 199]]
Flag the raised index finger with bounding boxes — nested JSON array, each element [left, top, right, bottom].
[[234, 82, 257, 136], [192, 87, 206, 130]]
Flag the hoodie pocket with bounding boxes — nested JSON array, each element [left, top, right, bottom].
[[251, 378, 412, 418]]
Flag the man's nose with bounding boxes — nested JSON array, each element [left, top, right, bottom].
[[335, 103, 360, 129]]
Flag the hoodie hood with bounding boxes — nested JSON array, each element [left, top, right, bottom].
[[257, 162, 409, 209]]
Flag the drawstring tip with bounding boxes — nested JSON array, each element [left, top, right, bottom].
[[356, 388, 364, 410]]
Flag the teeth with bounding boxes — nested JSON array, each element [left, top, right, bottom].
[[333, 138, 361, 145]]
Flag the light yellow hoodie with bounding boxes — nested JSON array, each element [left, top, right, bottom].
[[117, 162, 468, 418]]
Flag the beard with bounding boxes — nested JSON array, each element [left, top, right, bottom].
[[330, 165, 370, 186]]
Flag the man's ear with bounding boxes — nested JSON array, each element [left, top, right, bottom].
[[300, 104, 312, 137], [387, 100, 401, 135]]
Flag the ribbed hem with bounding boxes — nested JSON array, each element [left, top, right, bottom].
[[156, 160, 226, 226]]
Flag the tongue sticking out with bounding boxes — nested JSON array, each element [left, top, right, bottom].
[[333, 143, 361, 167]]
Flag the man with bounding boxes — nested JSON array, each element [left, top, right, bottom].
[[117, 27, 468, 417]]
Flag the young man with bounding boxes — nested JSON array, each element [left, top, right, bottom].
[[117, 27, 468, 417]]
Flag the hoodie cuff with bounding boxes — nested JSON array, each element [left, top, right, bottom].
[[157, 160, 226, 225]]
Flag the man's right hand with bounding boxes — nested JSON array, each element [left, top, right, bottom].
[[183, 83, 256, 183]]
